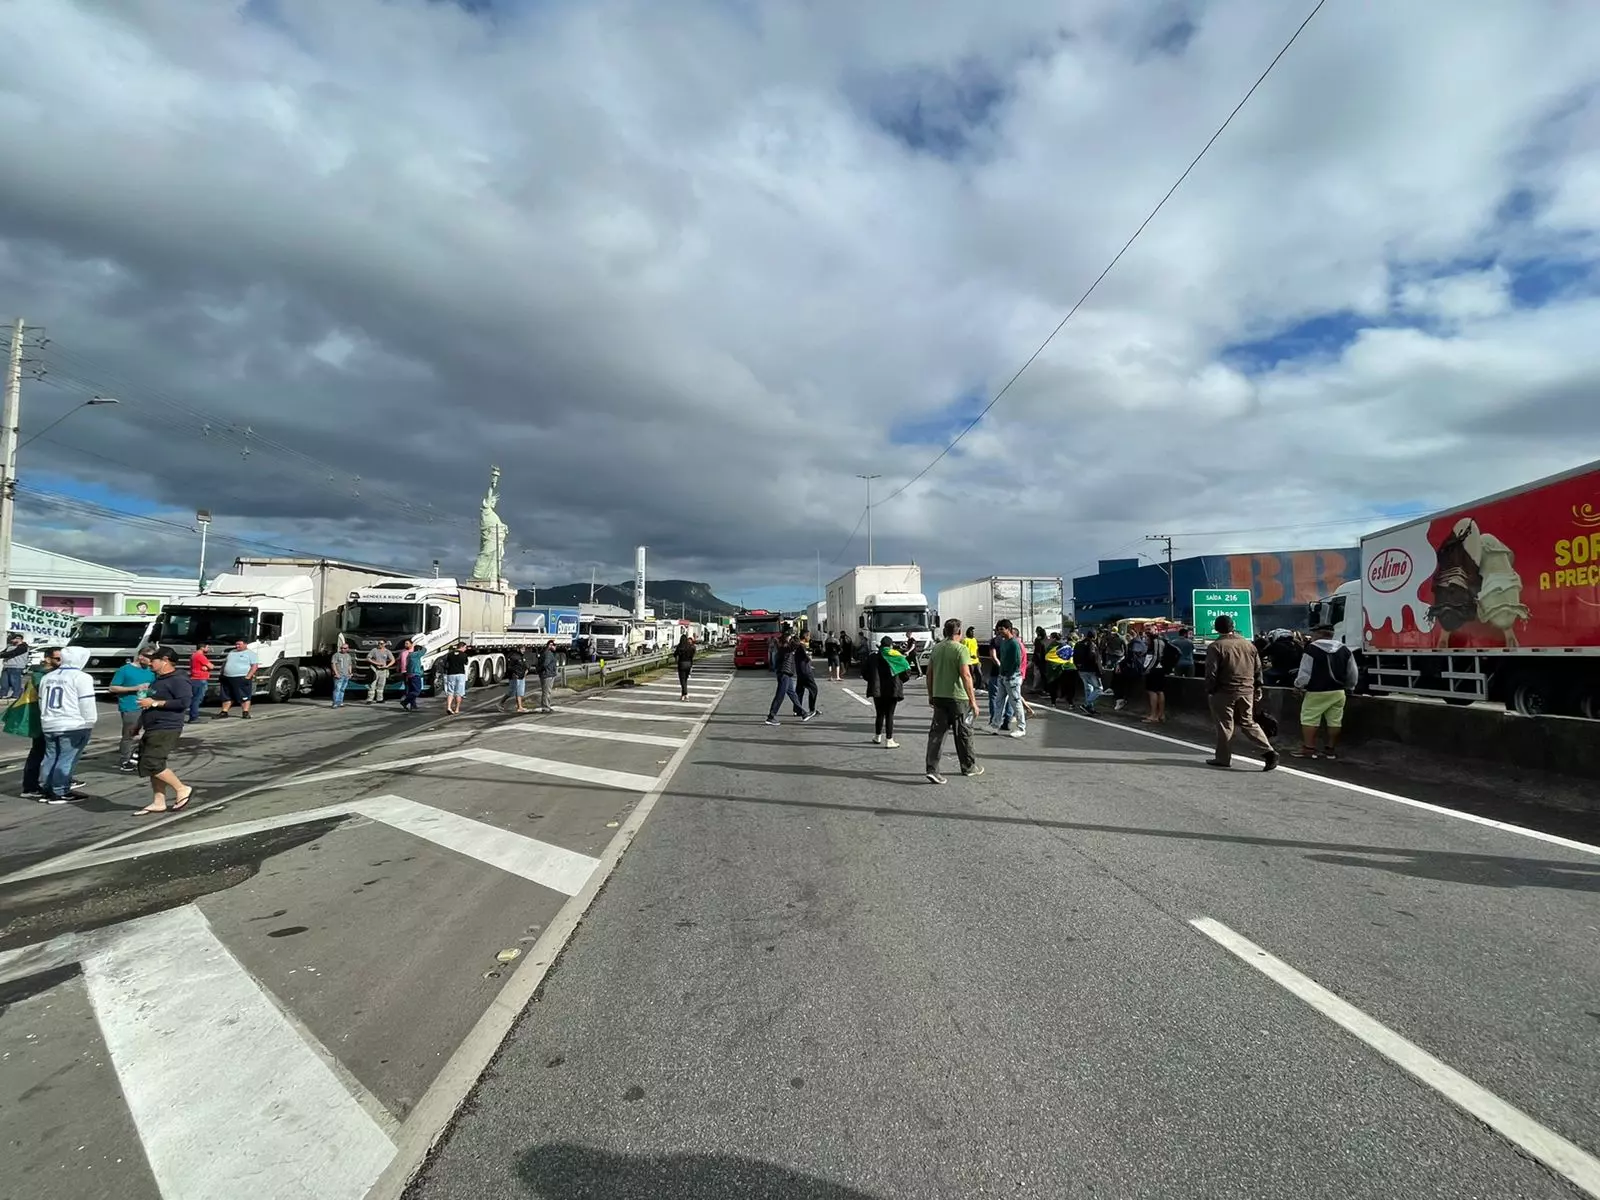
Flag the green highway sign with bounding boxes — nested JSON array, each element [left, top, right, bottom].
[[1192, 589, 1254, 640]]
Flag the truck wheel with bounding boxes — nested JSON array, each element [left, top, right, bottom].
[[1577, 684, 1600, 721], [1509, 675, 1553, 718], [267, 666, 298, 704]]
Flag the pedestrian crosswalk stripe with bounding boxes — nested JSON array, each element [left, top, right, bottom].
[[591, 697, 716, 709], [543, 706, 701, 724], [457, 746, 659, 792], [357, 795, 599, 894], [84, 905, 396, 1200], [486, 724, 687, 749]]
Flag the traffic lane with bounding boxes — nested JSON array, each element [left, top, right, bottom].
[[989, 703, 1600, 1160], [408, 671, 1573, 1200], [0, 696, 454, 876]]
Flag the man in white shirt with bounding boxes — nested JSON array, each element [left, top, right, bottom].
[[218, 639, 259, 720], [38, 646, 98, 803]]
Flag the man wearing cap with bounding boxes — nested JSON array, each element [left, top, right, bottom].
[[1203, 614, 1277, 771], [135, 648, 194, 814], [1293, 622, 1360, 759]]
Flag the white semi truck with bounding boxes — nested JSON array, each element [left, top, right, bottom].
[[68, 614, 161, 694], [339, 577, 525, 696], [825, 565, 934, 657], [936, 576, 1066, 640], [156, 558, 397, 703]]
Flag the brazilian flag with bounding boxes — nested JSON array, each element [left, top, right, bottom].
[[883, 647, 912, 677]]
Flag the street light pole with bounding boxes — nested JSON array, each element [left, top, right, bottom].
[[1146, 534, 1175, 621], [0, 318, 25, 599], [18, 395, 120, 451], [856, 474, 881, 565], [196, 510, 211, 590]]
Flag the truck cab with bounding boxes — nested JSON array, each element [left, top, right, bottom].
[[68, 615, 159, 694], [859, 591, 933, 656], [581, 618, 631, 660], [157, 575, 313, 703]]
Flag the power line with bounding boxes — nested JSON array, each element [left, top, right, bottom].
[[875, 0, 1328, 508], [827, 505, 869, 565]]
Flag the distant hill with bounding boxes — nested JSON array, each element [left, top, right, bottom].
[[521, 579, 741, 618]]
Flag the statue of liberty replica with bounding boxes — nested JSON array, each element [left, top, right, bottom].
[[469, 465, 509, 585]]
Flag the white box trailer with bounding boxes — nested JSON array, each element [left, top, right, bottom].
[[826, 565, 933, 655], [937, 576, 1066, 640]]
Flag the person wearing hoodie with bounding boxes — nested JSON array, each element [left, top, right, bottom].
[[863, 635, 906, 747], [38, 645, 98, 802], [4, 645, 60, 800], [1293, 621, 1360, 760]]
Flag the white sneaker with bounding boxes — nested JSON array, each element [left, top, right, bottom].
[[872, 734, 883, 744], [1009, 729, 1025, 739], [885, 738, 899, 748]]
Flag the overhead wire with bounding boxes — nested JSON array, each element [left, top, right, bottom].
[[826, 505, 870, 566], [874, 0, 1329, 509]]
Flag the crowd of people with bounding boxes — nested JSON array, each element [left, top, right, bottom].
[[762, 610, 1365, 780]]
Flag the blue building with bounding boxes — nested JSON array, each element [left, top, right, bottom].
[[1072, 548, 1359, 632]]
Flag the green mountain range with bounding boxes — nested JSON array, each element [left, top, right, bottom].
[[521, 579, 741, 618]]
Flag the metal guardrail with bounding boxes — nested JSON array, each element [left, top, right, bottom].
[[558, 648, 721, 689]]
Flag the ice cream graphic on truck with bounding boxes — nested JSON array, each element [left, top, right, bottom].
[[1310, 459, 1600, 718]]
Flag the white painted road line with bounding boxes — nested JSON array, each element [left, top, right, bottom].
[[284, 751, 464, 789], [1042, 707, 1600, 859], [487, 724, 687, 749], [1191, 916, 1600, 1198], [840, 686, 873, 708], [458, 746, 659, 792], [591, 696, 715, 709], [635, 680, 727, 690], [544, 706, 701, 724], [85, 906, 396, 1200], [358, 795, 599, 895]]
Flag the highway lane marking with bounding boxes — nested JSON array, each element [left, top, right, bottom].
[[363, 652, 729, 1199], [357, 795, 600, 894], [482, 724, 687, 749], [85, 905, 397, 1200], [840, 686, 873, 708], [1041, 707, 1600, 859], [1, 794, 603, 892], [456, 746, 659, 791], [1192, 916, 1600, 1198], [589, 696, 717, 709], [543, 706, 701, 724]]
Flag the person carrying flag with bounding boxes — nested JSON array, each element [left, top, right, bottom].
[[863, 635, 907, 747]]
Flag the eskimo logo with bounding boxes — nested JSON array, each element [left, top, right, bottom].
[[1367, 548, 1413, 593]]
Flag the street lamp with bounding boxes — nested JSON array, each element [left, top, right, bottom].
[[196, 510, 211, 590], [19, 396, 119, 450]]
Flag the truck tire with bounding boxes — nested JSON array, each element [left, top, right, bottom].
[[266, 665, 298, 704], [1509, 675, 1553, 718]]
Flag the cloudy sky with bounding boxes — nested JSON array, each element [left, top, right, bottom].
[[4, 0, 1599, 611]]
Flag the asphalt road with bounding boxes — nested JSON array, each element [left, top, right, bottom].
[[3, 658, 1598, 1200], [408, 667, 1600, 1200]]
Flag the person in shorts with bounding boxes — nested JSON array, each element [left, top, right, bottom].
[[135, 648, 194, 814], [1293, 622, 1360, 759], [441, 642, 470, 715], [218, 639, 258, 719], [500, 645, 529, 713]]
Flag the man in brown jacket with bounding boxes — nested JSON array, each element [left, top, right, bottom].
[[1204, 614, 1278, 771]]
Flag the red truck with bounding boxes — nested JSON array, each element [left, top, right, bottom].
[[733, 610, 788, 670], [1311, 458, 1600, 718]]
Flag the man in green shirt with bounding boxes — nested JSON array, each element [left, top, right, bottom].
[[925, 617, 983, 784]]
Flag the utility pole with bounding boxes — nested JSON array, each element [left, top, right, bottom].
[[196, 510, 212, 590], [0, 318, 24, 599], [856, 474, 881, 565], [1146, 534, 1175, 621]]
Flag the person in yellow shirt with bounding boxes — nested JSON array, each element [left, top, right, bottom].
[[962, 626, 979, 665]]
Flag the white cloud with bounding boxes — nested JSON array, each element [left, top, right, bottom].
[[1, 0, 1598, 601]]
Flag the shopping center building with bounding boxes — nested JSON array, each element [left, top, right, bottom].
[[4, 544, 197, 618]]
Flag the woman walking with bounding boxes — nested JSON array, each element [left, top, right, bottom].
[[674, 632, 697, 700], [824, 632, 841, 681], [864, 635, 905, 747]]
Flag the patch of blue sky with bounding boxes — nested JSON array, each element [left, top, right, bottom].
[[1219, 310, 1372, 375], [888, 391, 989, 448], [858, 60, 1009, 161], [738, 587, 815, 614], [30, 473, 168, 516]]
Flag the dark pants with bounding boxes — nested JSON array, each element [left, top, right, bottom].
[[796, 674, 818, 715], [188, 679, 209, 721], [403, 675, 423, 710], [22, 735, 45, 793], [768, 675, 798, 719], [118, 708, 143, 764], [874, 697, 898, 739], [0, 667, 23, 699], [676, 662, 692, 697], [925, 697, 975, 773]]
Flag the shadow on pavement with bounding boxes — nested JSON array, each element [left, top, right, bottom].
[[516, 1143, 880, 1199], [693, 761, 926, 789], [673, 791, 1600, 893]]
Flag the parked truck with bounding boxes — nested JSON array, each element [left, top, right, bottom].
[[156, 558, 398, 703], [1309, 459, 1600, 718], [340, 577, 525, 695], [936, 576, 1066, 642], [825, 565, 934, 657], [511, 606, 581, 645], [68, 614, 160, 694], [733, 609, 789, 669]]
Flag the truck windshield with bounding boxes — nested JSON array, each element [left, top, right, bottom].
[[869, 609, 928, 634], [342, 602, 423, 635], [70, 621, 149, 648], [737, 617, 782, 635], [158, 607, 258, 645], [590, 623, 625, 636]]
